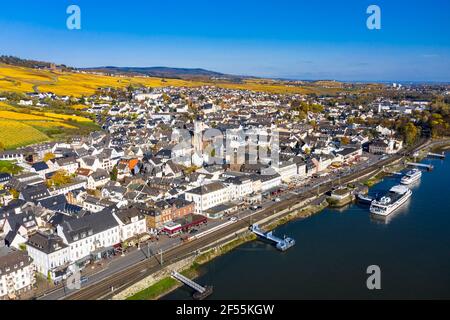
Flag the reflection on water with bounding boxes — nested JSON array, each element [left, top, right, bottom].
[[369, 198, 412, 225]]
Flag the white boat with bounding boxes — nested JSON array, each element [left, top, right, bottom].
[[370, 185, 412, 216], [400, 168, 422, 185]]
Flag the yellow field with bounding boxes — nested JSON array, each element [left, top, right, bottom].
[[0, 109, 91, 122], [0, 63, 346, 97], [26, 121, 78, 129], [42, 112, 92, 122], [0, 102, 20, 111], [0, 119, 49, 149], [0, 103, 92, 149], [0, 110, 51, 121], [71, 104, 89, 110]]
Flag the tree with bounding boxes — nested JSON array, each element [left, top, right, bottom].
[[0, 141, 4, 151], [10, 189, 19, 199], [340, 137, 351, 145], [110, 166, 118, 181], [402, 122, 419, 145], [43, 152, 56, 162], [46, 170, 73, 188]]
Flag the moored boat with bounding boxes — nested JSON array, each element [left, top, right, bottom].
[[370, 185, 412, 216]]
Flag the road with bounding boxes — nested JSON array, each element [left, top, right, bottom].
[[39, 139, 435, 300]]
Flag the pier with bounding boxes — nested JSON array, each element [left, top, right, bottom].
[[427, 152, 446, 159], [171, 271, 213, 300], [406, 162, 434, 171], [250, 224, 295, 251]]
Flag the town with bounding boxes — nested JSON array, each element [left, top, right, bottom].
[[0, 78, 449, 300]]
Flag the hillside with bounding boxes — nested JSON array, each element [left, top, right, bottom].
[[81, 66, 240, 81], [0, 102, 98, 149], [0, 56, 354, 97]]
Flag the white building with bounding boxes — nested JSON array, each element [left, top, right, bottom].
[[271, 161, 298, 182], [0, 250, 35, 299], [112, 207, 147, 242], [26, 232, 71, 282], [57, 210, 120, 264], [227, 176, 254, 201], [260, 173, 282, 193], [87, 169, 110, 190], [184, 182, 231, 215]]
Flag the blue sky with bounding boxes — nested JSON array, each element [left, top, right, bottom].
[[0, 0, 449, 81]]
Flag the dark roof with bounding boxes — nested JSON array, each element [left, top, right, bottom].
[[0, 173, 12, 182], [59, 209, 119, 243], [27, 232, 68, 254], [0, 250, 32, 276], [32, 161, 49, 172], [187, 182, 227, 195], [48, 212, 76, 228], [37, 194, 67, 211], [113, 207, 145, 224], [20, 184, 50, 202]]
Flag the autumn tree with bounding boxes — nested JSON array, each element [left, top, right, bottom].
[[43, 152, 56, 162], [46, 170, 73, 188], [401, 122, 420, 145]]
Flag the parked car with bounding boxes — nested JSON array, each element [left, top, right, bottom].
[[80, 276, 88, 285]]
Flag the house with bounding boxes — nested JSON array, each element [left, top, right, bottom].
[[0, 173, 11, 186], [335, 147, 363, 163], [56, 210, 120, 265], [271, 161, 298, 182], [79, 156, 101, 171], [87, 169, 110, 190], [0, 151, 24, 163], [0, 189, 13, 207], [143, 198, 195, 230], [112, 207, 147, 242], [82, 196, 115, 213], [184, 182, 231, 216], [260, 173, 282, 193], [47, 157, 79, 174], [0, 250, 35, 300], [19, 184, 50, 202], [369, 139, 403, 155], [226, 176, 254, 200], [26, 232, 71, 282], [31, 162, 53, 178]]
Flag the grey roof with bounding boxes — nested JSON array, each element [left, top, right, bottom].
[[37, 194, 67, 211], [59, 209, 119, 243], [0, 250, 33, 276], [21, 184, 50, 202], [187, 182, 227, 195], [27, 232, 68, 254]]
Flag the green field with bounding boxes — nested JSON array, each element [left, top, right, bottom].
[[0, 160, 23, 174]]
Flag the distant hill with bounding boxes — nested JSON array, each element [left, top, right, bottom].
[[81, 66, 243, 81], [0, 55, 73, 71]]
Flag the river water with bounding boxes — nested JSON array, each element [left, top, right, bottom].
[[164, 153, 450, 299]]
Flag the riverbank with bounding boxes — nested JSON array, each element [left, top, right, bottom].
[[124, 234, 257, 300]]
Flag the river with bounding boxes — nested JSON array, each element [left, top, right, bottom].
[[164, 153, 450, 299]]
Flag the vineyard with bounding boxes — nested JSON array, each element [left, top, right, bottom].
[[0, 63, 347, 97], [0, 103, 96, 149], [0, 119, 49, 149]]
